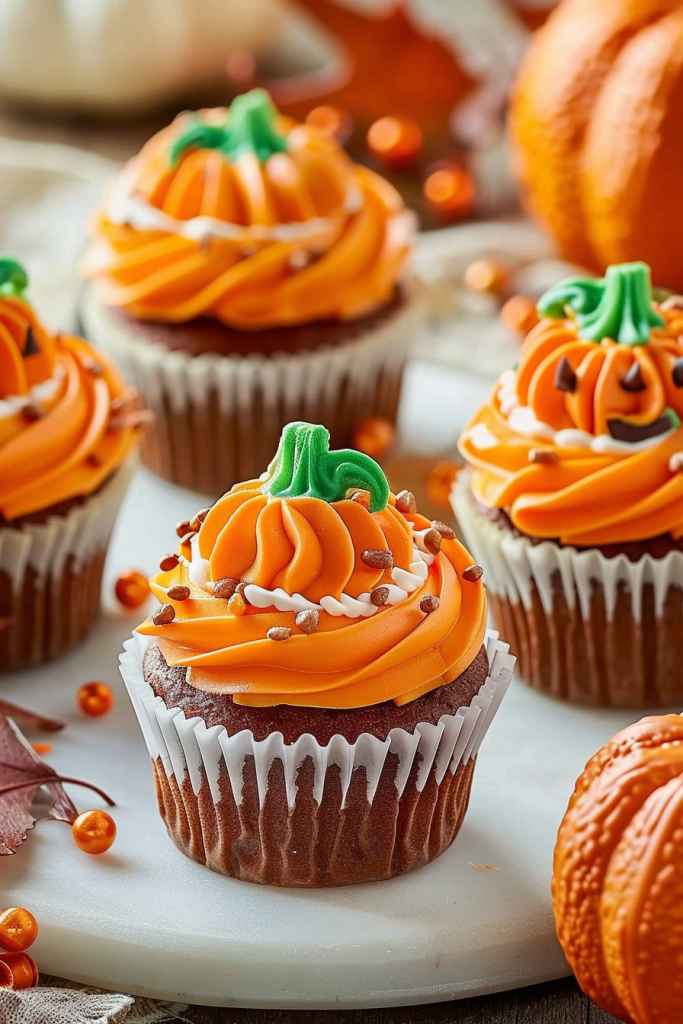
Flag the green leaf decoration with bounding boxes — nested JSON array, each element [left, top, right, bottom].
[[537, 262, 664, 346], [262, 422, 390, 513], [0, 258, 28, 298], [170, 89, 288, 167]]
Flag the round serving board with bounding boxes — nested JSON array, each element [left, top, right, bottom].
[[0, 362, 658, 1010]]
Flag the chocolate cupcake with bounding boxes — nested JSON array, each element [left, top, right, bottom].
[[0, 258, 141, 669], [120, 421, 513, 887], [80, 89, 422, 494], [454, 261, 683, 708]]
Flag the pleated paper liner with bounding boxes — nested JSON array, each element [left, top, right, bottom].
[[119, 630, 514, 887], [80, 283, 424, 496], [0, 458, 135, 671], [452, 476, 683, 708]]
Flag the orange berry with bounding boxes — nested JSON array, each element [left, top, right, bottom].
[[228, 593, 246, 617], [115, 569, 150, 609], [500, 294, 539, 337], [0, 951, 38, 990], [367, 116, 423, 167], [77, 682, 114, 718], [306, 105, 352, 143], [426, 460, 462, 508], [72, 809, 116, 855], [31, 743, 52, 756], [352, 417, 396, 459], [424, 165, 475, 219], [463, 258, 511, 297], [0, 908, 38, 953]]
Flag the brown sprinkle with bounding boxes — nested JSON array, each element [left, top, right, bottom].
[[423, 528, 442, 555], [22, 401, 44, 423], [159, 553, 180, 572], [395, 489, 417, 514], [528, 448, 558, 465], [267, 626, 292, 642], [462, 564, 484, 583], [179, 531, 196, 546], [673, 357, 683, 389], [295, 609, 319, 635], [370, 586, 390, 607], [167, 585, 191, 601], [669, 453, 683, 474], [361, 548, 394, 570], [196, 507, 211, 524], [175, 520, 191, 538], [87, 453, 103, 468], [419, 595, 441, 614], [430, 520, 455, 541], [214, 577, 239, 599], [152, 604, 175, 625], [228, 593, 246, 616]]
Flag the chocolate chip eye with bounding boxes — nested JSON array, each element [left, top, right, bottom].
[[621, 362, 646, 392], [673, 357, 683, 388], [22, 326, 40, 358], [554, 356, 577, 394]]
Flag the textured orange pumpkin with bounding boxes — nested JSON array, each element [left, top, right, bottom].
[[553, 715, 683, 1024], [509, 0, 683, 291]]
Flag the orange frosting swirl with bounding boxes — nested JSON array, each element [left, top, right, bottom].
[[459, 271, 683, 546], [0, 266, 140, 521], [81, 91, 413, 329], [137, 424, 486, 709]]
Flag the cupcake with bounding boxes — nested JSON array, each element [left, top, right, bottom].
[[119, 421, 513, 887], [0, 258, 141, 669], [80, 89, 421, 494], [454, 261, 683, 708]]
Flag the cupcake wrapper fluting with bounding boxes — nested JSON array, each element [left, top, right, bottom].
[[0, 458, 136, 671], [452, 476, 683, 708], [119, 629, 514, 887], [80, 284, 422, 495]]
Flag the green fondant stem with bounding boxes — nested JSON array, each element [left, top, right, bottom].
[[262, 422, 390, 513], [170, 88, 288, 167], [537, 262, 664, 346], [0, 258, 28, 298]]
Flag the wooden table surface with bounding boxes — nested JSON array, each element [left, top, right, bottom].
[[2, 103, 616, 1024], [177, 978, 618, 1023]]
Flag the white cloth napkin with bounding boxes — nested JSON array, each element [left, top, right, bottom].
[[0, 986, 191, 1023]]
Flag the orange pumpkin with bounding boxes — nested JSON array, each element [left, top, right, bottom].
[[553, 715, 683, 1024], [197, 421, 414, 603], [0, 258, 56, 399], [509, 0, 683, 291]]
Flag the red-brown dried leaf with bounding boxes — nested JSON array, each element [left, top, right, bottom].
[[0, 715, 77, 855]]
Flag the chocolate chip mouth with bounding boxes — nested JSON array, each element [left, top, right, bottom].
[[608, 415, 673, 443]]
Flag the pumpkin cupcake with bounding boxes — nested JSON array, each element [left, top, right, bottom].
[[80, 89, 420, 494], [119, 421, 513, 887], [454, 261, 683, 708], [0, 258, 141, 669]]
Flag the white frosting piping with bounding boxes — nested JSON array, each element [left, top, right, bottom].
[[0, 363, 65, 419], [494, 372, 673, 454], [184, 529, 438, 619]]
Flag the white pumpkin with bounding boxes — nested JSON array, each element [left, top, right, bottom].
[[0, 0, 282, 114]]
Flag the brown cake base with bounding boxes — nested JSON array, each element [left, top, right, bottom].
[[137, 643, 489, 886], [452, 481, 683, 708], [79, 283, 421, 495], [0, 548, 106, 671]]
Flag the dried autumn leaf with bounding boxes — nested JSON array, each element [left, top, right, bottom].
[[0, 715, 113, 856]]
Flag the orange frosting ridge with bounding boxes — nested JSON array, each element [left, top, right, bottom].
[[81, 94, 414, 329], [459, 299, 683, 547], [0, 275, 140, 521], [137, 427, 486, 709]]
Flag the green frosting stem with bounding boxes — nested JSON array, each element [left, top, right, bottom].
[[537, 262, 664, 346], [0, 258, 28, 298], [262, 422, 390, 513], [170, 88, 288, 167]]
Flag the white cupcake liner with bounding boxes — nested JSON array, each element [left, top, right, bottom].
[[119, 629, 513, 884], [452, 474, 683, 622], [0, 457, 136, 668], [80, 282, 424, 494], [120, 629, 513, 808]]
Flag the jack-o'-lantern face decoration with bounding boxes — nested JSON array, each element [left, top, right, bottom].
[[517, 262, 683, 442], [0, 259, 57, 398]]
